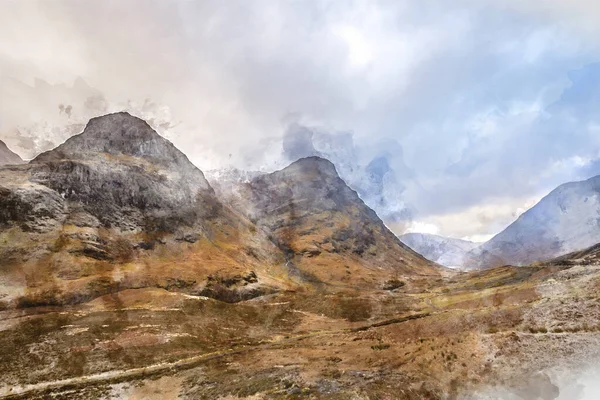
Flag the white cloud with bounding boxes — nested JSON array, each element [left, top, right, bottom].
[[404, 221, 440, 236], [410, 195, 543, 240]]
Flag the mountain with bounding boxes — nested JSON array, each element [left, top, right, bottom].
[[0, 140, 23, 165], [3, 115, 600, 400], [399, 232, 479, 268], [0, 112, 285, 307], [465, 174, 600, 268], [227, 157, 440, 287]]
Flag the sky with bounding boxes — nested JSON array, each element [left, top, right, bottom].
[[2, 0, 600, 241]]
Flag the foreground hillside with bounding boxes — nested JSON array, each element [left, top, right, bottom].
[[1, 258, 599, 399]]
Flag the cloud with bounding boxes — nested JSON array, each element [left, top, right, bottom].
[[1, 0, 600, 238], [479, 0, 600, 44]]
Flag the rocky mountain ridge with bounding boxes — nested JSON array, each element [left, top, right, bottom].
[[0, 113, 283, 307]]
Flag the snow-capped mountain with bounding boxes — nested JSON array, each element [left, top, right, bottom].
[[399, 232, 480, 268], [465, 174, 600, 268]]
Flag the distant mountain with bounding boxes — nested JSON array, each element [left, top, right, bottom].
[[399, 232, 479, 268], [465, 175, 600, 268], [0, 140, 23, 165]]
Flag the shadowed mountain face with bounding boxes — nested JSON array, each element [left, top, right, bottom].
[[400, 232, 479, 268], [465, 174, 600, 269], [0, 140, 23, 165]]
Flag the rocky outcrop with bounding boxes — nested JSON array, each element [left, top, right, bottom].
[[0, 179, 66, 232]]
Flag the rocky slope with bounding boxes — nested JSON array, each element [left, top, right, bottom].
[[0, 140, 23, 165], [465, 174, 600, 269], [400, 232, 479, 268]]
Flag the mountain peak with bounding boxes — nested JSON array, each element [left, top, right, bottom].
[[283, 156, 339, 179], [64, 111, 161, 153], [32, 112, 186, 167], [85, 111, 151, 132]]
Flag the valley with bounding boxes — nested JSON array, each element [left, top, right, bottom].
[[1, 260, 599, 399], [1, 113, 600, 399]]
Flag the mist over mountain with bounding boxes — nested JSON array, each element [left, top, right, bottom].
[[0, 77, 178, 161], [261, 123, 418, 232]]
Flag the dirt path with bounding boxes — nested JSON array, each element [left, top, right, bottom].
[[0, 312, 430, 399]]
